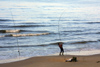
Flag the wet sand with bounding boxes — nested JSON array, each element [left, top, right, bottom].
[[0, 54, 100, 67]]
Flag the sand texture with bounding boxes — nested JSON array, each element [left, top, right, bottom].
[[0, 54, 100, 67]]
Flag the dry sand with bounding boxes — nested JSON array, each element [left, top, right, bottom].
[[0, 54, 100, 67]]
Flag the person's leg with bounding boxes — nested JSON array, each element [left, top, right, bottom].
[[59, 52, 61, 55], [61, 48, 64, 55], [62, 52, 64, 55], [59, 48, 62, 56]]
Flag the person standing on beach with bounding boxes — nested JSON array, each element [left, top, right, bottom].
[[58, 43, 64, 56]]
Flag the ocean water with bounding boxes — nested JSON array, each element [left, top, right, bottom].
[[0, 0, 100, 62]]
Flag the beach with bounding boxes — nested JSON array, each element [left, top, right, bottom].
[[0, 54, 100, 67]]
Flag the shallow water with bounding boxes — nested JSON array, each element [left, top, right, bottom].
[[0, 0, 100, 61]]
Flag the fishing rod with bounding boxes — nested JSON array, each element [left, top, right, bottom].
[[9, 3, 20, 57], [10, 9, 20, 56], [58, 9, 69, 61], [58, 9, 66, 42]]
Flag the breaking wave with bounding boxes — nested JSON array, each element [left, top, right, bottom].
[[0, 30, 21, 33], [0, 30, 34, 33], [0, 19, 12, 22], [0, 44, 49, 48], [0, 41, 61, 48], [63, 30, 83, 32], [11, 24, 54, 28], [74, 32, 100, 35], [86, 22, 100, 24], [70, 40, 97, 44], [0, 33, 50, 37], [0, 45, 37, 48]]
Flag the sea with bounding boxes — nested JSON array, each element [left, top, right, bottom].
[[0, 0, 100, 63]]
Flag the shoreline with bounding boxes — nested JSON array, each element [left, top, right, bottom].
[[0, 57, 29, 64], [0, 54, 100, 67], [1, 49, 100, 64]]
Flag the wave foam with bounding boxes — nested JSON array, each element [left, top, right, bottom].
[[66, 50, 100, 56], [0, 33, 49, 37], [0, 30, 20, 33], [12, 33, 49, 37], [51, 50, 100, 56], [0, 57, 29, 64]]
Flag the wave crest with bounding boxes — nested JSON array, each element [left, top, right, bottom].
[[0, 30, 20, 33], [0, 33, 49, 37], [12, 33, 49, 37], [71, 41, 97, 44]]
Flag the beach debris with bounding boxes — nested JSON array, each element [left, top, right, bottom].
[[65, 57, 77, 62]]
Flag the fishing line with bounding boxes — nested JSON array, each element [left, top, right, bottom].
[[19, 1, 40, 56], [9, 0, 20, 57], [58, 9, 67, 42], [58, 9, 68, 61], [10, 9, 20, 56]]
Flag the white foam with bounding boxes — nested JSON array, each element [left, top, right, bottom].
[[0, 57, 29, 64], [68, 50, 100, 56], [12, 33, 49, 37], [51, 49, 100, 56], [0, 33, 50, 38], [5, 30, 20, 33], [0, 35, 4, 38], [1, 50, 100, 64]]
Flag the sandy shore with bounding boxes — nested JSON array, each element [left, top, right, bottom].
[[0, 54, 100, 67]]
